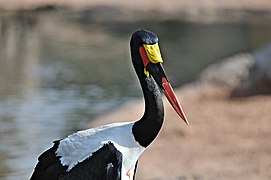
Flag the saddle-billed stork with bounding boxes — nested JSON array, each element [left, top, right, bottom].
[[30, 29, 188, 180]]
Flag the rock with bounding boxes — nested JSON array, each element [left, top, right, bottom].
[[200, 53, 255, 88], [232, 43, 271, 96], [199, 42, 271, 97]]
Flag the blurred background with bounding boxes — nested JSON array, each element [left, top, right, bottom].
[[0, 1, 271, 180]]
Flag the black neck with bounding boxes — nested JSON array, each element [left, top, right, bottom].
[[131, 45, 164, 148]]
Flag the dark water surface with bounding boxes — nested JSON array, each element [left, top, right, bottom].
[[0, 11, 271, 179]]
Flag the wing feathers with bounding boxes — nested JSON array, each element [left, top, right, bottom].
[[30, 140, 67, 180], [30, 141, 122, 180]]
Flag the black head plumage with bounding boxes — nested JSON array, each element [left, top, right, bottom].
[[131, 29, 158, 46]]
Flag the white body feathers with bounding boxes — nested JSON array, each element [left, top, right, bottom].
[[56, 121, 145, 179]]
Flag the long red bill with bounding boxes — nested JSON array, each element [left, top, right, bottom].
[[162, 77, 189, 125]]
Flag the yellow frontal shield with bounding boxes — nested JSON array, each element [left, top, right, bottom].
[[143, 43, 163, 64]]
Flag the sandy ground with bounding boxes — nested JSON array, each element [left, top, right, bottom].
[[91, 83, 271, 180]]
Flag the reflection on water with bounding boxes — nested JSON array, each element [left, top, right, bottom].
[[0, 11, 271, 180]]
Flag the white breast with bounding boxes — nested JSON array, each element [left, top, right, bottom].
[[56, 121, 146, 176]]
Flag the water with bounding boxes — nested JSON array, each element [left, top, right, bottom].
[[0, 11, 271, 180]]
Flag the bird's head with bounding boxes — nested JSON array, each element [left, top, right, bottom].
[[130, 29, 189, 125]]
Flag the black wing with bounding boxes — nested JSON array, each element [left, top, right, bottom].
[[30, 141, 122, 180], [30, 140, 67, 180]]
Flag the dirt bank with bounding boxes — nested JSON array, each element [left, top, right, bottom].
[[1, 0, 271, 22], [1, 0, 271, 11], [91, 83, 271, 179]]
